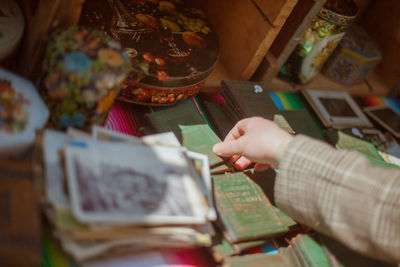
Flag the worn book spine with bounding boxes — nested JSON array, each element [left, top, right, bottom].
[[213, 172, 288, 243]]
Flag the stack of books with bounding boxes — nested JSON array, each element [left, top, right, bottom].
[[143, 102, 300, 264], [41, 126, 217, 263], [198, 80, 324, 140]]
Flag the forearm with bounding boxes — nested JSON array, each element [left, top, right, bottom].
[[275, 135, 400, 263]]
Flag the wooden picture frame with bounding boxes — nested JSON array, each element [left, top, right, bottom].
[[363, 106, 400, 138], [302, 89, 372, 128]]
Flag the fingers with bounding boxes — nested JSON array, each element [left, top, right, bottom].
[[212, 138, 245, 157], [223, 118, 249, 141], [233, 156, 252, 170], [254, 163, 270, 172], [230, 154, 241, 163]]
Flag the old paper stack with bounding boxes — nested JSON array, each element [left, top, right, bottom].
[[41, 126, 216, 262]]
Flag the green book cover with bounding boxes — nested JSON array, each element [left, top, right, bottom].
[[213, 172, 288, 243], [278, 246, 303, 267], [212, 237, 237, 262], [144, 102, 206, 142], [223, 253, 289, 267], [336, 131, 398, 168], [272, 206, 297, 228], [292, 234, 332, 267], [179, 124, 224, 167]]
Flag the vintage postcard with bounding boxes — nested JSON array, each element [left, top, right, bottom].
[[186, 151, 217, 221], [91, 126, 142, 144], [65, 145, 207, 225], [141, 132, 181, 147], [67, 127, 92, 141], [93, 126, 181, 147], [302, 89, 372, 128], [43, 129, 70, 207]]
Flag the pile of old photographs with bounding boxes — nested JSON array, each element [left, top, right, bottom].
[[41, 126, 216, 263]]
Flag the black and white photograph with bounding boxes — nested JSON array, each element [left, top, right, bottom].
[[302, 89, 372, 128], [65, 145, 207, 225]]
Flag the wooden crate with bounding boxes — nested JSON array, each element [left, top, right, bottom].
[[196, 0, 298, 82], [360, 0, 400, 96], [252, 0, 327, 83], [251, 0, 399, 97]]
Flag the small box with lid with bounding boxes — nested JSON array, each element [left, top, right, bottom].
[[322, 23, 382, 86]]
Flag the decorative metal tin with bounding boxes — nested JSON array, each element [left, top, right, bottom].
[[41, 27, 131, 130], [118, 80, 204, 105], [80, 0, 219, 106], [322, 24, 382, 86], [0, 0, 24, 61], [0, 68, 49, 156], [279, 0, 357, 84]]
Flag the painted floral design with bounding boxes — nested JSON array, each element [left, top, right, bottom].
[[60, 113, 85, 127], [41, 27, 131, 130], [118, 81, 203, 105], [0, 80, 30, 133], [98, 48, 124, 67], [79, 0, 219, 105], [63, 51, 92, 72]]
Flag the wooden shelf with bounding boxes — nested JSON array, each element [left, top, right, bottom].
[[267, 72, 392, 96], [298, 73, 371, 96], [195, 0, 298, 80], [251, 0, 399, 97]]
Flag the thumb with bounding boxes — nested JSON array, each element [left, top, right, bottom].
[[213, 139, 244, 158]]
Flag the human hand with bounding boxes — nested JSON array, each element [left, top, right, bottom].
[[212, 117, 293, 171]]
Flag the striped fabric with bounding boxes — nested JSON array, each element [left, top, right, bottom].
[[103, 100, 143, 137], [275, 135, 400, 264], [104, 98, 209, 137]]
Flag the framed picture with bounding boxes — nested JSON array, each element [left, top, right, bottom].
[[302, 89, 372, 128], [64, 145, 207, 225], [363, 106, 400, 138]]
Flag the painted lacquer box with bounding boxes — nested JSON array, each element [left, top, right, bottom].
[[322, 24, 382, 86], [0, 68, 49, 156], [41, 27, 131, 130], [80, 0, 219, 106]]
